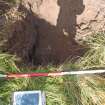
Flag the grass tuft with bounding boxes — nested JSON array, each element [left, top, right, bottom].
[[76, 32, 105, 69], [75, 32, 105, 105]]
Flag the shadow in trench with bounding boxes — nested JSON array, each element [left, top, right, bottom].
[[34, 0, 85, 65]]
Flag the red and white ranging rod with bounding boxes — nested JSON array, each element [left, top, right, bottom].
[[0, 69, 105, 79]]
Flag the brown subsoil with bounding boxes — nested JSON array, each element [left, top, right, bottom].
[[4, 2, 86, 66]]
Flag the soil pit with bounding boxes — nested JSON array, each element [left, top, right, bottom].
[[5, 3, 85, 66]]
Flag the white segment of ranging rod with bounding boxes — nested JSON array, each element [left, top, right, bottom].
[[61, 69, 105, 75]]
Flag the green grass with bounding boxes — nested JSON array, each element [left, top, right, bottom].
[[0, 53, 81, 105], [0, 32, 105, 105]]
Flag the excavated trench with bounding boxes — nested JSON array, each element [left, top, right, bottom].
[[4, 1, 86, 66]]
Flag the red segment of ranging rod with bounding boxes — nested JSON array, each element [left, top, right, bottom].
[[7, 73, 49, 78], [7, 72, 64, 78]]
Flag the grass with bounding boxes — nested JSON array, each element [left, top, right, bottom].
[[76, 32, 105, 69], [75, 32, 105, 105], [0, 53, 81, 105], [0, 27, 105, 105]]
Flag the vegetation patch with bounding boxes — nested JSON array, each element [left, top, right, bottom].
[[0, 32, 105, 105]]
